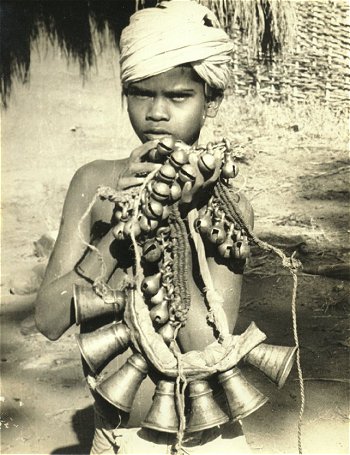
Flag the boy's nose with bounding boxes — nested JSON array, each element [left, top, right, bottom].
[[145, 97, 169, 122]]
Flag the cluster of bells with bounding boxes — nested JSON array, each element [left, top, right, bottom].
[[111, 136, 239, 245], [73, 284, 297, 434], [110, 137, 249, 339]]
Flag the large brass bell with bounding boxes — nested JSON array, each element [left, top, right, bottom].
[[157, 163, 176, 184], [96, 353, 148, 413], [186, 380, 229, 433], [198, 152, 216, 175], [142, 380, 179, 433], [73, 284, 125, 325], [76, 323, 130, 373], [218, 367, 268, 421], [245, 343, 297, 388]]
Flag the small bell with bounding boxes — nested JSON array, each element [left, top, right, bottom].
[[169, 149, 189, 169], [143, 199, 164, 220], [151, 181, 170, 203], [232, 235, 250, 260], [157, 136, 176, 156], [141, 273, 162, 296], [221, 157, 238, 180], [194, 207, 213, 235], [170, 181, 182, 202], [112, 221, 126, 241], [157, 163, 177, 184], [217, 224, 235, 258], [150, 286, 167, 305], [138, 214, 158, 233], [123, 219, 141, 238], [142, 239, 163, 263], [161, 204, 170, 220], [208, 216, 227, 245], [178, 163, 197, 184], [148, 148, 161, 162], [198, 152, 216, 175], [149, 301, 169, 326], [158, 321, 176, 345]]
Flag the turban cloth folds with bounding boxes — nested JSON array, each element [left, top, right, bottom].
[[120, 1, 233, 90]]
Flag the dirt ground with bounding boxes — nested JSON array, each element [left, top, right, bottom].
[[1, 45, 349, 454]]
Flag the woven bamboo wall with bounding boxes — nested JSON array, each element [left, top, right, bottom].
[[228, 0, 350, 107]]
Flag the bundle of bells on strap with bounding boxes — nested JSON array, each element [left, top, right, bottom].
[[74, 138, 297, 444]]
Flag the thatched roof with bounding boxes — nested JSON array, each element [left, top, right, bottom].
[[0, 0, 296, 107]]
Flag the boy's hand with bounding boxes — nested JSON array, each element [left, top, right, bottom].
[[117, 141, 160, 190], [181, 147, 222, 204]]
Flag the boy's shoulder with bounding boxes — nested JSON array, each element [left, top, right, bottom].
[[72, 158, 127, 192]]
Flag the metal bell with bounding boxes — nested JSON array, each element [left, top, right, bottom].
[[157, 163, 177, 184], [142, 380, 179, 433], [123, 219, 141, 238], [112, 221, 126, 240], [148, 148, 161, 162], [221, 157, 238, 179], [232, 236, 250, 260], [169, 149, 189, 169], [218, 237, 235, 258], [158, 321, 176, 345], [218, 368, 268, 421], [178, 164, 197, 184], [170, 181, 182, 202], [194, 210, 212, 235], [73, 284, 125, 325], [142, 239, 163, 263], [198, 152, 216, 175], [245, 343, 297, 389], [143, 199, 164, 220], [151, 181, 170, 203], [186, 380, 229, 433], [157, 136, 176, 156], [150, 286, 167, 305], [141, 273, 162, 296], [208, 221, 227, 245], [149, 301, 169, 326], [96, 353, 148, 413], [76, 323, 130, 373], [138, 214, 158, 233]]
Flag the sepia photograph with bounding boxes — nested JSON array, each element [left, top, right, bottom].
[[1, 1, 349, 454]]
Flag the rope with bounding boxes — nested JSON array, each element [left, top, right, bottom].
[[214, 180, 305, 453], [291, 269, 305, 455], [187, 208, 230, 341], [77, 191, 107, 283], [129, 167, 160, 291]]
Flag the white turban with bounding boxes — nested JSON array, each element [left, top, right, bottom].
[[120, 0, 233, 90]]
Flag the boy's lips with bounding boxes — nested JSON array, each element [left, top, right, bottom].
[[144, 131, 172, 141]]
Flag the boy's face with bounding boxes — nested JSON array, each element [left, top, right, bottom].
[[126, 66, 209, 146]]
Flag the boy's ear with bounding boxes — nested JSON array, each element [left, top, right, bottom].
[[205, 94, 223, 118]]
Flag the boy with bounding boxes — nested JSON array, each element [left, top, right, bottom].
[[35, 1, 254, 453]]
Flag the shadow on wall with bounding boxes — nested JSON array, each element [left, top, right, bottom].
[[51, 405, 94, 455]]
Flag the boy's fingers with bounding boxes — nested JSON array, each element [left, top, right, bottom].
[[119, 176, 145, 189], [130, 140, 159, 161], [131, 162, 159, 174]]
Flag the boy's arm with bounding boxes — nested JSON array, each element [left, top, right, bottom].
[[34, 162, 117, 340], [35, 141, 160, 341]]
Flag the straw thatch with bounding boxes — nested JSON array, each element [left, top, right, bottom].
[[0, 0, 296, 107]]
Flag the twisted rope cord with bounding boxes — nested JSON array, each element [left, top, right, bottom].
[[215, 180, 305, 454]]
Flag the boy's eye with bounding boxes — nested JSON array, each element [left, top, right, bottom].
[[169, 93, 190, 102]]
